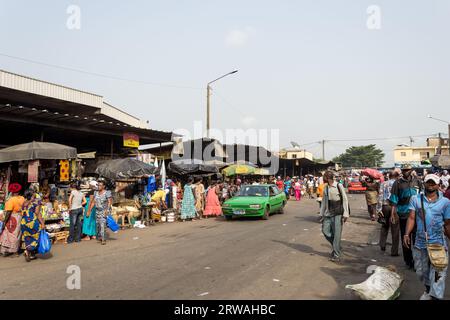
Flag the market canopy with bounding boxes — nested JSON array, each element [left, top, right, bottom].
[[0, 141, 77, 163], [95, 158, 158, 180], [168, 160, 219, 176]]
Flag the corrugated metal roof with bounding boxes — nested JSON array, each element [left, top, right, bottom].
[[0, 69, 103, 108]]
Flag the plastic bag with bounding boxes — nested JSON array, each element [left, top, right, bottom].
[[106, 215, 120, 232], [346, 266, 403, 300], [38, 230, 52, 255]]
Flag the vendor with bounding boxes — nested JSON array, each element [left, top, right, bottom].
[[40, 179, 51, 201], [151, 184, 167, 211]]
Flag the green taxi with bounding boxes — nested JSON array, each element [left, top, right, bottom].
[[222, 184, 287, 220]]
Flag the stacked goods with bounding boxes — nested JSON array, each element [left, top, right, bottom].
[[361, 169, 384, 182]]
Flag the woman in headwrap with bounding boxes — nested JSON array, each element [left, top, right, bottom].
[[0, 183, 25, 256], [21, 189, 45, 262], [180, 177, 197, 221]]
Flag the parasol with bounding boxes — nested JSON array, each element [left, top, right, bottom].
[[222, 164, 256, 177], [0, 141, 77, 163]]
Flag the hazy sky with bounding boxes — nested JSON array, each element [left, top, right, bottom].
[[0, 0, 449, 165]]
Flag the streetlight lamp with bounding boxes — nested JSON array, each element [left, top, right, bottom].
[[206, 70, 238, 138], [427, 115, 450, 155]]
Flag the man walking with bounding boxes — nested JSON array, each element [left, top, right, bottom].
[[68, 182, 87, 244], [320, 171, 350, 263], [404, 174, 450, 300], [378, 170, 400, 256], [389, 164, 421, 269]]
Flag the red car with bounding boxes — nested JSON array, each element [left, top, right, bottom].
[[348, 179, 366, 194]]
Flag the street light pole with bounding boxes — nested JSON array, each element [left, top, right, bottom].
[[206, 70, 238, 138], [427, 115, 450, 155]]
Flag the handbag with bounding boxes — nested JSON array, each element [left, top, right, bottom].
[[420, 194, 448, 271], [327, 183, 349, 216]]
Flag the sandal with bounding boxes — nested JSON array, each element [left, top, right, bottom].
[[24, 251, 31, 262], [101, 240, 106, 245]]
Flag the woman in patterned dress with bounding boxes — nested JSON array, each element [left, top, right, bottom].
[[21, 189, 45, 262], [87, 180, 112, 245], [0, 183, 25, 256], [180, 177, 197, 221]]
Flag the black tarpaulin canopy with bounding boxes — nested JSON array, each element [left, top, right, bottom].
[[95, 158, 158, 180], [168, 160, 219, 176], [0, 141, 77, 163]]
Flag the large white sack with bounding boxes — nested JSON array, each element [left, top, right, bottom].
[[345, 266, 403, 300]]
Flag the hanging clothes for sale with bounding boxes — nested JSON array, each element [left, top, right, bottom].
[[70, 160, 77, 180], [59, 160, 70, 182], [27, 160, 39, 183]]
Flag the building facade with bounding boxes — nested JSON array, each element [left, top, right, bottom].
[[394, 137, 450, 167]]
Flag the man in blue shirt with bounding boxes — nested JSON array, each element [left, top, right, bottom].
[[389, 164, 421, 269], [404, 174, 450, 300]]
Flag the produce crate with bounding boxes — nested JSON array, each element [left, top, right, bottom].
[[53, 231, 70, 244]]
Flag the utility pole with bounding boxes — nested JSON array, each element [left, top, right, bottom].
[[322, 140, 325, 161], [438, 133, 442, 155], [206, 70, 238, 138], [206, 85, 211, 138]]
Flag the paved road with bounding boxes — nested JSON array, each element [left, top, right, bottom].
[[0, 194, 448, 299]]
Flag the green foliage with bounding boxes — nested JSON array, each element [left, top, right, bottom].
[[332, 145, 385, 168]]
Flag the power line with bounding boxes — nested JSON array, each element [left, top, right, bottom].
[[0, 52, 202, 90], [213, 90, 247, 118], [327, 133, 439, 142]]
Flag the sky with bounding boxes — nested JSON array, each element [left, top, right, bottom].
[[0, 0, 449, 166]]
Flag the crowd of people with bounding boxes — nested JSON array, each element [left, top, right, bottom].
[[2, 165, 450, 300], [356, 166, 450, 300]]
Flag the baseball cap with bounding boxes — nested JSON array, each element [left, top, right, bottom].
[[424, 174, 440, 185], [401, 164, 413, 170]]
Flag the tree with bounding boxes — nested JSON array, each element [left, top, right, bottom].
[[332, 145, 385, 168]]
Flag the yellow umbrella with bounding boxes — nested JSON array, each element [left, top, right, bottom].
[[222, 164, 256, 177]]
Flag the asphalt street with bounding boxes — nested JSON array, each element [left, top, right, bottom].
[[0, 194, 448, 300]]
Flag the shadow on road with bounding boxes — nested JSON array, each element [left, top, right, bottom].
[[272, 240, 330, 259]]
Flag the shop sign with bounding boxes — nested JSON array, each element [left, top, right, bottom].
[[124, 132, 139, 148]]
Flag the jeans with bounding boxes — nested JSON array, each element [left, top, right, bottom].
[[68, 208, 84, 243], [322, 215, 343, 258], [412, 247, 448, 299]]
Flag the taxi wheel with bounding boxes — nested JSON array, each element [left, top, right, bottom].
[[278, 202, 286, 214], [262, 206, 270, 220]]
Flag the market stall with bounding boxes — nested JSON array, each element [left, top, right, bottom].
[[0, 141, 78, 243], [95, 158, 161, 227]]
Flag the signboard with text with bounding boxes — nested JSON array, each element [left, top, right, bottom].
[[123, 132, 139, 148]]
